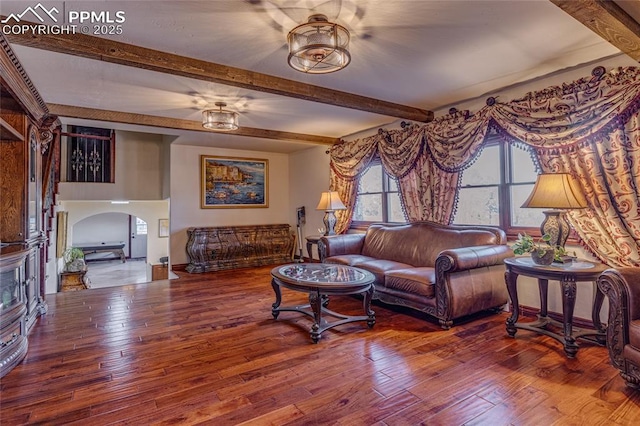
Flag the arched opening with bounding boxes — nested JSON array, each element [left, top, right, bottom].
[[71, 212, 150, 288]]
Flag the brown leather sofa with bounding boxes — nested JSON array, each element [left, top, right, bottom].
[[597, 268, 640, 389], [318, 221, 513, 329]]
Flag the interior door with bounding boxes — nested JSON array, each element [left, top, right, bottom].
[[129, 216, 147, 260]]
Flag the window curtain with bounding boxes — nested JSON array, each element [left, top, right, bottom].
[[329, 66, 640, 267]]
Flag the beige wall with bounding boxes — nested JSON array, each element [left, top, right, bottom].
[[288, 145, 331, 258], [59, 130, 168, 201], [169, 144, 291, 265]]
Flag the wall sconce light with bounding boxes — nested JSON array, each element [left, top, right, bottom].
[[316, 191, 346, 236]]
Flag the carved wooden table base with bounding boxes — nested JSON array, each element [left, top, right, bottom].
[[270, 263, 375, 343], [504, 257, 608, 358]]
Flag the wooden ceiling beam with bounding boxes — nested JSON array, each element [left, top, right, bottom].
[[47, 104, 340, 146], [550, 0, 640, 61], [5, 29, 433, 123]]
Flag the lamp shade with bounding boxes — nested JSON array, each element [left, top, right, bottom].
[[316, 191, 346, 211], [521, 173, 587, 209], [202, 102, 239, 131], [287, 14, 351, 74]]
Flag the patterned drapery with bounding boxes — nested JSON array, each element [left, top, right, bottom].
[[329, 66, 640, 267]]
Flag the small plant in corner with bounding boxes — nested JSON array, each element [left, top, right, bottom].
[[63, 247, 86, 272]]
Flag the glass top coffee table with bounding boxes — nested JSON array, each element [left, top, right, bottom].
[[270, 263, 376, 343]]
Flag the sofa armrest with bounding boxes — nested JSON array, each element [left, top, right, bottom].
[[598, 268, 640, 371], [318, 234, 365, 262], [436, 245, 514, 273]]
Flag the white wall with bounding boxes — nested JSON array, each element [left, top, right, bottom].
[[59, 130, 168, 201], [169, 144, 291, 265]]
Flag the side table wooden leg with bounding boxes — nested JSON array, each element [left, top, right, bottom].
[[271, 278, 282, 319], [538, 278, 549, 319], [561, 277, 579, 358], [505, 269, 519, 337], [306, 241, 313, 260]]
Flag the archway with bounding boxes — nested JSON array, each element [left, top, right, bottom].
[[72, 212, 149, 288]]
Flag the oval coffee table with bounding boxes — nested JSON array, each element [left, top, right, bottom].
[[270, 263, 376, 343]]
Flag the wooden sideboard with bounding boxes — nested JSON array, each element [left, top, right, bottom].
[[186, 224, 295, 273]]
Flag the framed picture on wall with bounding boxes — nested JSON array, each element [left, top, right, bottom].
[[158, 219, 169, 238], [200, 155, 269, 208]]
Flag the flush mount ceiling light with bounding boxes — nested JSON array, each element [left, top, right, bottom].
[[287, 14, 351, 74], [202, 102, 239, 131]]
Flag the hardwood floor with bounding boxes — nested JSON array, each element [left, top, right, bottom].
[[1, 265, 639, 425]]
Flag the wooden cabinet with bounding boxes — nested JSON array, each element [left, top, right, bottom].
[[59, 270, 88, 292], [151, 264, 169, 281], [186, 224, 295, 273], [0, 34, 59, 377], [0, 250, 29, 378]]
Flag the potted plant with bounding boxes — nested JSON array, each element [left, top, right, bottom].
[[512, 233, 556, 265], [63, 247, 86, 272]]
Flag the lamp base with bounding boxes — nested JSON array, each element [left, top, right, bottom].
[[540, 210, 570, 248], [323, 210, 337, 236]]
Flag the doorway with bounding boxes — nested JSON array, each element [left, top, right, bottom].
[[130, 216, 148, 260]]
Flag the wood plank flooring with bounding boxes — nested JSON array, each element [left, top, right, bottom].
[[1, 265, 639, 425]]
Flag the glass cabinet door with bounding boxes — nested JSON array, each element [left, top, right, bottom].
[[0, 266, 23, 312]]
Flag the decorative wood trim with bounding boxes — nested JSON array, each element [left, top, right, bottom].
[[171, 263, 188, 272], [550, 0, 640, 60], [0, 34, 50, 125], [48, 104, 340, 146], [3, 29, 433, 123]]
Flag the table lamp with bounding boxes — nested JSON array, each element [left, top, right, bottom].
[[316, 191, 346, 236], [521, 173, 588, 248]]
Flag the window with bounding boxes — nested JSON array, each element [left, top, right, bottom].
[[66, 125, 114, 183], [352, 162, 407, 225], [454, 137, 541, 235], [136, 217, 148, 235]]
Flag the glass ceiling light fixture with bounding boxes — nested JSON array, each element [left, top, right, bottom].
[[202, 102, 239, 131], [287, 14, 351, 74]]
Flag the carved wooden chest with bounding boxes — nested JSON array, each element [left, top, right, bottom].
[[186, 224, 294, 273]]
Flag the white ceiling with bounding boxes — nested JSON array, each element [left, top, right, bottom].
[[2, 0, 633, 153]]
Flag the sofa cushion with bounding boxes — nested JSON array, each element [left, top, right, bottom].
[[350, 259, 413, 284], [324, 254, 375, 267], [384, 267, 436, 298]]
